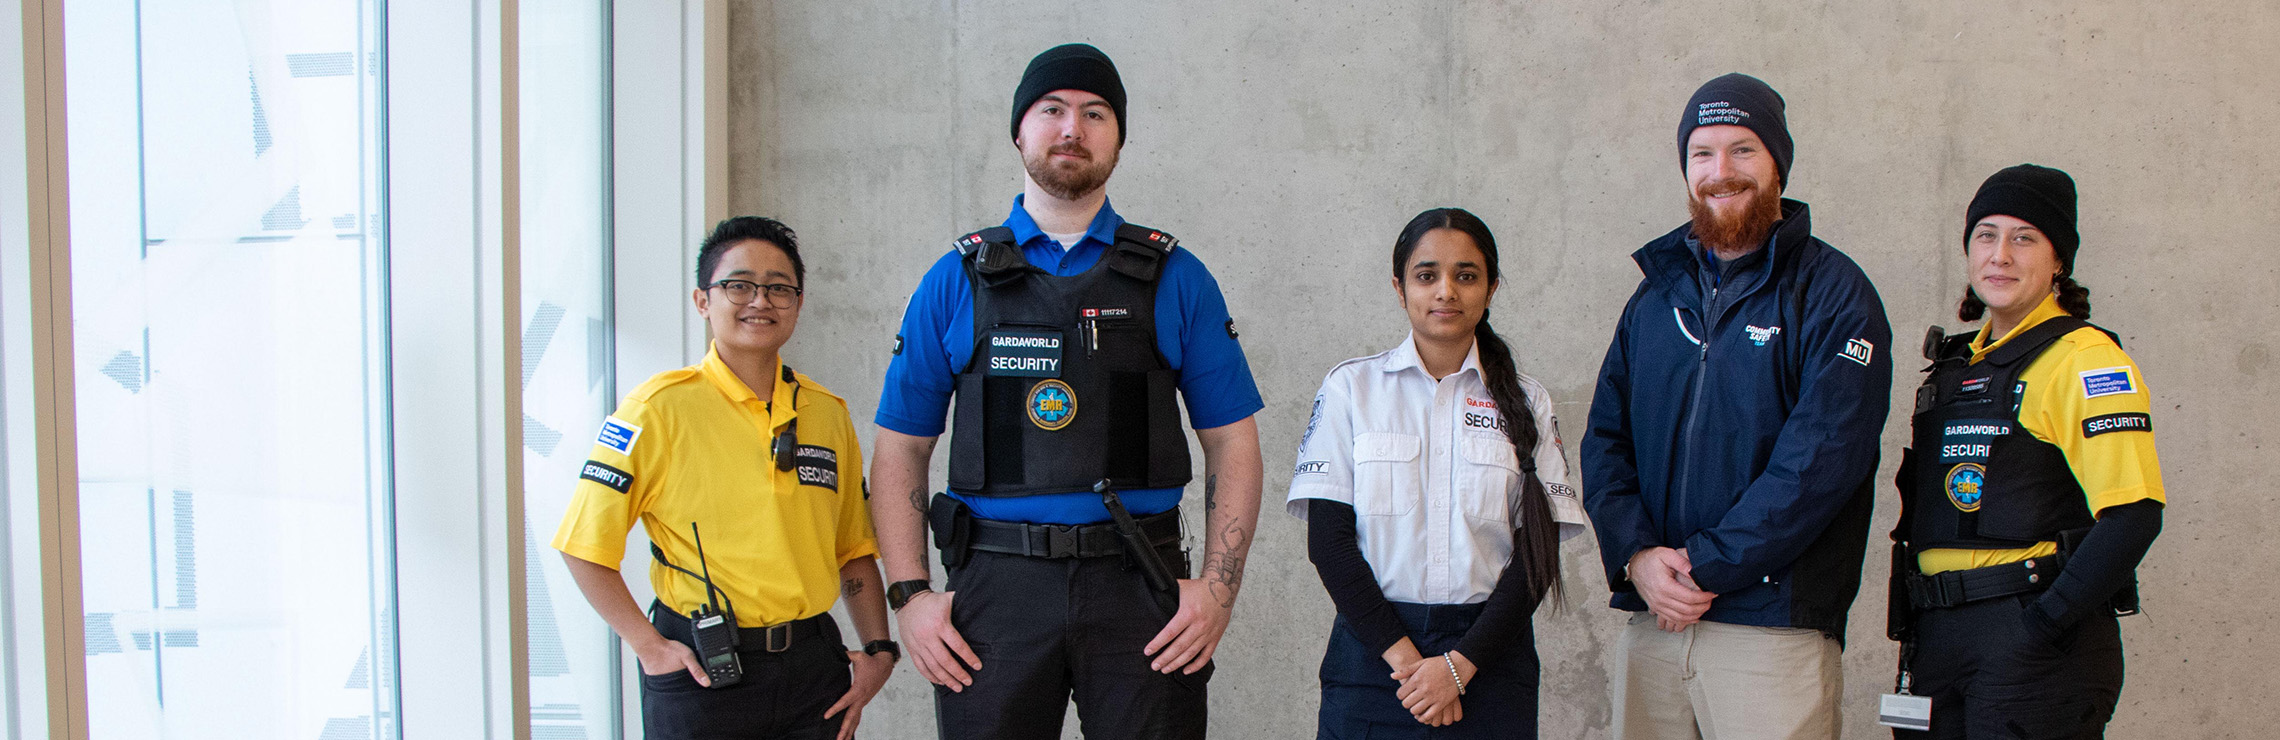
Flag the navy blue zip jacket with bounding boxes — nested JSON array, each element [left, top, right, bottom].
[[1582, 199, 1892, 639]]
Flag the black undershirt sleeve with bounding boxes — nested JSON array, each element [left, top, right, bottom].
[[1453, 527, 1540, 671], [2025, 498, 2163, 637], [1306, 499, 1409, 659]]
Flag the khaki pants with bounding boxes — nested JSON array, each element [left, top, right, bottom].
[[1612, 612, 1843, 740]]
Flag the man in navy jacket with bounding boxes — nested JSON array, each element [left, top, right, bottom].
[[1581, 73, 1893, 739]]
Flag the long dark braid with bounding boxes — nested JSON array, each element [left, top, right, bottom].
[[1394, 208, 1562, 604]]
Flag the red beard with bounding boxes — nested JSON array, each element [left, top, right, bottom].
[[1687, 179, 1783, 254], [1023, 142, 1118, 200]]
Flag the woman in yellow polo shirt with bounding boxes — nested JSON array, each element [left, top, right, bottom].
[[552, 217, 896, 740], [1891, 165, 2165, 739]]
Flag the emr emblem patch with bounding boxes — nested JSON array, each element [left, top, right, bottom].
[[1027, 379, 1077, 431], [1945, 463, 1986, 512], [2080, 367, 2136, 398]]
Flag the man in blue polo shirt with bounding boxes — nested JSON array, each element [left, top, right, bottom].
[[867, 43, 1265, 740]]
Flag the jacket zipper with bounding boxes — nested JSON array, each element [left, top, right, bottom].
[[1675, 283, 1718, 541]]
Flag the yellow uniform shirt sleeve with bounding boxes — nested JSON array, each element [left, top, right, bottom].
[[831, 409, 879, 566], [2025, 332, 2167, 514], [550, 398, 666, 569]]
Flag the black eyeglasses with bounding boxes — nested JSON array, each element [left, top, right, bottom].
[[707, 279, 803, 308]]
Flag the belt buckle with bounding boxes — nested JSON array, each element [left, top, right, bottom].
[[764, 622, 791, 653], [1047, 525, 1080, 558]]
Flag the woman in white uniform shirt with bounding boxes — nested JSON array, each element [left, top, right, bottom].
[[1291, 208, 1588, 739]]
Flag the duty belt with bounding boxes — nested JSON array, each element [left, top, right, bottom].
[[1904, 554, 2066, 610], [967, 507, 1182, 559], [653, 603, 830, 653]]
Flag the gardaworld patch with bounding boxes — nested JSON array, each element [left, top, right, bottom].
[[579, 460, 633, 493], [2083, 412, 2152, 438], [2079, 367, 2136, 399], [597, 416, 643, 455], [793, 444, 839, 491]]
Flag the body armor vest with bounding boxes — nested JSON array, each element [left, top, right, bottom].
[[1903, 316, 2108, 550], [946, 223, 1193, 497]]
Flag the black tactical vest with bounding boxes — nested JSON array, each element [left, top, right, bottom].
[[1902, 316, 2109, 550], [946, 223, 1193, 497]]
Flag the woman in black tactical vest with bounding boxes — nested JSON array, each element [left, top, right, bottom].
[[1889, 165, 2167, 739], [1287, 208, 1587, 738]]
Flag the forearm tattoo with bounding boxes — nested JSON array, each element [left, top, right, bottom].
[[909, 486, 928, 514], [1201, 521, 1251, 609], [842, 578, 863, 598], [1204, 473, 1219, 511]]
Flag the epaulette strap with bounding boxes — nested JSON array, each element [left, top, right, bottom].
[[1107, 223, 1178, 282], [953, 226, 1016, 256], [1938, 333, 1976, 362], [1985, 316, 2089, 368], [1114, 223, 1178, 254], [955, 226, 1031, 287]]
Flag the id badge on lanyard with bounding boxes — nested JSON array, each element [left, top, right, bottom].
[[1877, 667, 1932, 731]]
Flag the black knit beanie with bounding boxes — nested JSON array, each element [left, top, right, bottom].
[[1010, 43, 1126, 145], [1676, 73, 1793, 190], [1965, 164, 2080, 270]]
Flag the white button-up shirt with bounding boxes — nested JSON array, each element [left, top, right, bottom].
[[1287, 334, 1589, 605]]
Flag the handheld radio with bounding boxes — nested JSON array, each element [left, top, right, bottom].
[[641, 521, 747, 688]]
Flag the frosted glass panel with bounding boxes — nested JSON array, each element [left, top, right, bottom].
[[67, 1, 393, 737], [522, 2, 619, 738]]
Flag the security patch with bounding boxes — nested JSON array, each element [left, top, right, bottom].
[[2079, 366, 2136, 398], [1294, 460, 1330, 476], [578, 460, 633, 493], [985, 330, 1063, 377], [1546, 482, 1577, 500], [1945, 462, 1986, 512], [1301, 394, 1324, 450], [793, 444, 839, 491], [1839, 338, 1875, 366], [1027, 379, 1077, 430], [2083, 412, 2152, 438], [597, 416, 643, 455], [1937, 419, 2010, 462], [1080, 306, 1132, 319]]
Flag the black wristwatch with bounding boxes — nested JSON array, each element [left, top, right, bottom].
[[863, 639, 901, 662], [886, 579, 933, 611]]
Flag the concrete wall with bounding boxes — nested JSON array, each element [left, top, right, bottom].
[[726, 2, 2280, 737]]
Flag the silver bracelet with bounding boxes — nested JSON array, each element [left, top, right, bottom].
[[1442, 654, 1466, 695]]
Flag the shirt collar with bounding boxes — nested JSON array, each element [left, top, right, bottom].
[[1382, 332, 1483, 380], [1004, 193, 1125, 250], [1969, 291, 2070, 360], [698, 342, 798, 427]]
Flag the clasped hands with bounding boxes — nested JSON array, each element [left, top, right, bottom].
[[1629, 546, 1717, 632], [1382, 639, 1474, 727]]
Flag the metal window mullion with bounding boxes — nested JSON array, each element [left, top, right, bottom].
[[484, 0, 530, 736], [17, 0, 86, 737]]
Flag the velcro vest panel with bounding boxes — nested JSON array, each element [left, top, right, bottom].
[[946, 223, 1193, 496], [1903, 316, 2100, 550]]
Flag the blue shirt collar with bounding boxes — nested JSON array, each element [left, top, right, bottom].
[[1005, 194, 1124, 251]]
